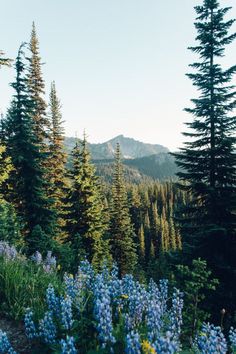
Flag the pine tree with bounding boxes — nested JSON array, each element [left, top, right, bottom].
[[138, 223, 145, 264], [67, 135, 110, 269], [173, 0, 236, 322], [27, 23, 49, 147], [0, 145, 13, 199], [5, 44, 55, 253], [47, 81, 68, 239], [109, 143, 137, 275]]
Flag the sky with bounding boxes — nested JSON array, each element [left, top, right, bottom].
[[1, 0, 236, 151]]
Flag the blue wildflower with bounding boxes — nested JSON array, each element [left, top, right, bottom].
[[24, 308, 38, 339], [39, 311, 57, 344], [125, 330, 141, 354], [60, 296, 74, 330], [0, 330, 17, 354], [60, 336, 78, 354]]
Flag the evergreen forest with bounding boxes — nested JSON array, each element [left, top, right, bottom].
[[0, 0, 235, 353]]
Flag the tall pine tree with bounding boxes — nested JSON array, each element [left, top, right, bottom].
[[109, 143, 137, 275], [47, 81, 68, 240], [67, 135, 110, 269], [27, 23, 49, 147], [173, 0, 236, 323], [5, 44, 55, 253]]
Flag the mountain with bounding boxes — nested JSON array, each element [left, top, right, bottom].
[[64, 135, 169, 160], [64, 135, 177, 182]]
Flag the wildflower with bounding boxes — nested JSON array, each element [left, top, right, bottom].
[[60, 296, 74, 330], [0, 242, 18, 261], [57, 264, 61, 270], [94, 274, 116, 348], [168, 288, 183, 344], [31, 251, 42, 265], [46, 285, 60, 317], [125, 331, 141, 354], [141, 340, 156, 354], [24, 308, 38, 339], [229, 327, 236, 352], [60, 336, 78, 354], [39, 311, 57, 344], [43, 251, 56, 273], [195, 323, 227, 354], [0, 330, 17, 354], [154, 331, 179, 354]]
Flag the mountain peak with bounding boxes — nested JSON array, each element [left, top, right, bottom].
[[64, 135, 169, 160]]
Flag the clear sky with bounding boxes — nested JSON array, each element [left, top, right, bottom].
[[1, 0, 236, 150]]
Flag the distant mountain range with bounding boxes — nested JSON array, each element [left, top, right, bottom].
[[64, 135, 178, 182]]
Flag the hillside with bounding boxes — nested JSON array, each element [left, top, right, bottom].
[[65, 135, 177, 182], [64, 135, 169, 160]]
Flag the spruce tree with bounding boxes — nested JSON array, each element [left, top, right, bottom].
[[173, 0, 236, 322], [47, 81, 68, 239], [27, 23, 49, 147], [109, 143, 137, 275], [5, 44, 55, 253], [67, 135, 110, 269]]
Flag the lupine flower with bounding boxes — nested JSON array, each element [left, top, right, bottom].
[[0, 330, 17, 354], [146, 297, 162, 342], [154, 331, 179, 354], [0, 242, 18, 261], [43, 251, 57, 273], [24, 308, 38, 339], [125, 330, 141, 354], [60, 336, 78, 354], [78, 260, 95, 290], [60, 296, 74, 330], [39, 311, 57, 344], [94, 274, 115, 348], [168, 288, 183, 345], [195, 323, 227, 354], [46, 285, 60, 317], [31, 251, 42, 265], [229, 327, 236, 352]]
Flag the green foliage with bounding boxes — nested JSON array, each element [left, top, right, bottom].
[[0, 201, 22, 246], [5, 44, 56, 254], [109, 143, 137, 275], [67, 136, 110, 270], [0, 256, 61, 320], [0, 144, 13, 198], [47, 81, 68, 241], [173, 0, 236, 324], [175, 258, 219, 344]]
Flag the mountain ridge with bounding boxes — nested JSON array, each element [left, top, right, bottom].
[[64, 134, 169, 160]]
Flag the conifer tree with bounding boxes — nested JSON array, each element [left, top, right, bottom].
[[0, 145, 12, 198], [5, 44, 55, 253], [173, 0, 236, 320], [67, 135, 110, 269], [27, 23, 49, 146], [47, 81, 68, 239], [138, 223, 145, 264], [109, 143, 137, 275]]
